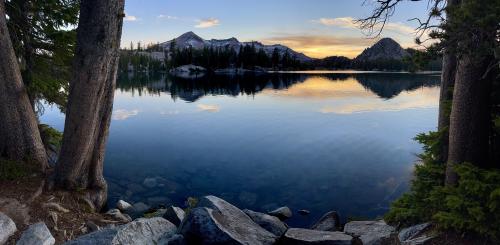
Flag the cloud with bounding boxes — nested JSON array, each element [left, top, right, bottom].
[[124, 13, 138, 22], [313, 17, 415, 35], [262, 35, 378, 58], [112, 109, 139, 120], [157, 14, 178, 20], [160, 110, 180, 116], [195, 18, 220, 28], [197, 104, 220, 112]]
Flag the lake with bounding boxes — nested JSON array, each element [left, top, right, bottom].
[[40, 71, 441, 227]]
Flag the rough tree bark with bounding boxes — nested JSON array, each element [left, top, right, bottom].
[[0, 0, 47, 169], [437, 0, 460, 163], [54, 0, 124, 210], [445, 54, 492, 186]]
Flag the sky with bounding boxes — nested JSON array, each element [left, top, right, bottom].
[[122, 0, 432, 58]]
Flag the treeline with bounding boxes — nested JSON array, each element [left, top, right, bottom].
[[119, 50, 165, 72]]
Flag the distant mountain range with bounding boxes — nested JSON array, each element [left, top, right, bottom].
[[159, 31, 313, 62], [158, 32, 410, 63]]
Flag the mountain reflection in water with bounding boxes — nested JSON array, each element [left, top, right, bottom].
[[39, 72, 441, 228]]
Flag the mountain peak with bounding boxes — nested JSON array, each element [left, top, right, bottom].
[[355, 38, 409, 61]]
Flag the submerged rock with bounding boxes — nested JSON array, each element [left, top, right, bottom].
[[17, 222, 55, 245], [159, 234, 185, 245], [132, 202, 150, 214], [163, 206, 185, 226], [143, 178, 158, 189], [298, 209, 311, 215], [344, 220, 396, 245], [311, 211, 341, 231], [282, 228, 353, 245], [64, 217, 176, 245], [243, 209, 288, 237], [0, 212, 17, 244], [268, 206, 293, 220], [180, 195, 277, 244]]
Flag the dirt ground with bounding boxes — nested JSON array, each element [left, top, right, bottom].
[[0, 173, 126, 244]]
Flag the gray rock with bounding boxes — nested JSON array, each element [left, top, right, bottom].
[[116, 200, 133, 212], [398, 223, 431, 242], [105, 209, 132, 223], [163, 206, 185, 226], [64, 217, 176, 245], [243, 209, 288, 237], [143, 178, 158, 188], [0, 212, 17, 245], [17, 222, 55, 245], [344, 220, 396, 245], [267, 206, 292, 220], [0, 198, 30, 226], [159, 234, 185, 245], [85, 221, 99, 232], [311, 211, 341, 231], [282, 228, 353, 245], [399, 223, 434, 245], [180, 195, 277, 244]]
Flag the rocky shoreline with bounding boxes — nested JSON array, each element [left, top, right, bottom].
[[1, 195, 435, 245]]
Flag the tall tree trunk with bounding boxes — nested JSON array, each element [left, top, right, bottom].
[[54, 0, 124, 210], [437, 0, 460, 163], [19, 0, 37, 111], [445, 54, 491, 186], [0, 0, 47, 169]]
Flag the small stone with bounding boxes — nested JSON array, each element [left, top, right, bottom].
[[268, 206, 293, 220], [106, 209, 132, 223], [163, 206, 185, 226], [298, 209, 311, 215], [282, 228, 353, 245], [116, 200, 133, 212], [85, 221, 99, 232], [398, 223, 432, 242], [0, 212, 17, 244], [311, 211, 341, 231], [17, 222, 55, 245]]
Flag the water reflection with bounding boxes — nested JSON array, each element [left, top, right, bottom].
[[116, 72, 439, 102], [99, 72, 442, 227]]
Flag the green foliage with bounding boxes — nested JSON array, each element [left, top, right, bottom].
[[431, 164, 500, 240], [6, 0, 79, 113], [38, 124, 63, 148], [385, 131, 500, 241], [0, 159, 31, 181]]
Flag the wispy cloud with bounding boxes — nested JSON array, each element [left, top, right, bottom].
[[157, 14, 178, 20], [197, 104, 220, 112], [124, 13, 139, 22], [195, 18, 220, 28], [263, 35, 378, 58], [313, 16, 415, 35], [112, 109, 139, 120]]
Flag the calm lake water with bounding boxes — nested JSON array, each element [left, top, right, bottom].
[[41, 71, 441, 227]]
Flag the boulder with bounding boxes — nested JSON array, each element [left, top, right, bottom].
[[0, 212, 17, 245], [398, 223, 434, 245], [116, 200, 133, 212], [0, 198, 30, 225], [17, 222, 55, 245], [243, 209, 288, 237], [163, 206, 185, 226], [281, 228, 353, 245], [344, 220, 396, 245], [105, 209, 132, 223], [180, 195, 277, 244], [268, 206, 292, 220], [64, 217, 176, 245], [311, 211, 341, 231]]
